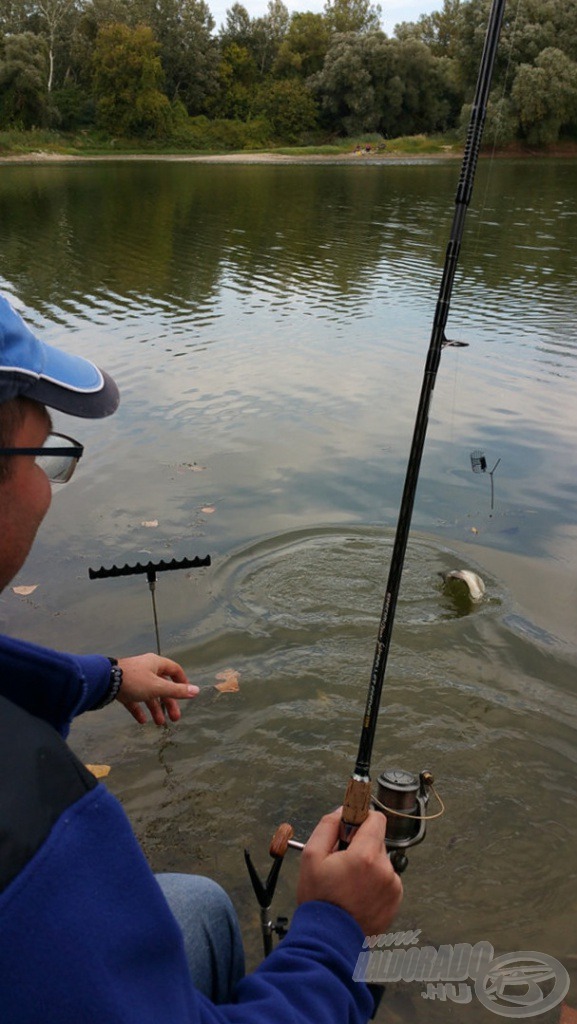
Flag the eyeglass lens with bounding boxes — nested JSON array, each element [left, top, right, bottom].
[[37, 434, 79, 484]]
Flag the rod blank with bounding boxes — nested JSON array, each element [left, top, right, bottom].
[[341, 0, 508, 842]]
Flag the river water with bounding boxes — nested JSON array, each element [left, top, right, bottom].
[[1, 156, 576, 1020]]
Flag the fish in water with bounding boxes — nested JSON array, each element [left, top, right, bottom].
[[441, 569, 486, 602]]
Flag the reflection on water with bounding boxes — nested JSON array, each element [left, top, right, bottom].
[[1, 159, 577, 1018]]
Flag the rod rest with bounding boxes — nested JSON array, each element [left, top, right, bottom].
[[88, 555, 211, 581]]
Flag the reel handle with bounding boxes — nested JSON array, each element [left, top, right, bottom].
[[269, 823, 295, 859]]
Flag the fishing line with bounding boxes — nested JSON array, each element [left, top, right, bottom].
[[437, 1, 523, 512], [372, 784, 445, 822], [468, 0, 524, 261]]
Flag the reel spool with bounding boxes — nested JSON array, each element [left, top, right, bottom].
[[374, 768, 434, 871]]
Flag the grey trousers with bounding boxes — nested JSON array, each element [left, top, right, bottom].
[[156, 873, 246, 1004]]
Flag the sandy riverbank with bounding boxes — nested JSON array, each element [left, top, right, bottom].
[[2, 142, 576, 165], [0, 149, 462, 165]]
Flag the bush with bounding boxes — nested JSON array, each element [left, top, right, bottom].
[[252, 79, 318, 143], [50, 85, 95, 131], [459, 97, 518, 147], [169, 113, 271, 151]]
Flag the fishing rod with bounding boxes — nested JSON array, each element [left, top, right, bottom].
[[340, 0, 507, 852], [246, 0, 508, 948]]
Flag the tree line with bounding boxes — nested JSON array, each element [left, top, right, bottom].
[[1, 0, 576, 147]]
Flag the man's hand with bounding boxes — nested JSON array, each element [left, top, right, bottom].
[[116, 654, 199, 727], [296, 808, 403, 937]]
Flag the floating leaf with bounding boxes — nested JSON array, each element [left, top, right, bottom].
[[12, 585, 38, 596], [141, 519, 159, 528], [85, 764, 111, 778], [214, 668, 240, 693], [201, 506, 216, 515]]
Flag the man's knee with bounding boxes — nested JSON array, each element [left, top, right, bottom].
[[156, 872, 235, 928]]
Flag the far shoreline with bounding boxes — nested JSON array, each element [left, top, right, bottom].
[[1, 140, 577, 165], [0, 149, 460, 165], [2, 143, 577, 166]]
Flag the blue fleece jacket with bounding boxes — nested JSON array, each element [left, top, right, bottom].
[[0, 634, 374, 1024]]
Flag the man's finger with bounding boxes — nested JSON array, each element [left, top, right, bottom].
[[157, 658, 189, 686], [126, 702, 147, 725], [304, 808, 343, 858], [347, 809, 388, 852], [160, 681, 199, 699], [162, 697, 181, 723]]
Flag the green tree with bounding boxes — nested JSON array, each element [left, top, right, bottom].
[[65, 0, 159, 92], [83, 0, 150, 24], [309, 31, 380, 133], [147, 0, 218, 115], [273, 12, 330, 78], [459, 94, 517, 145], [323, 0, 382, 34], [218, 2, 253, 46], [0, 31, 50, 127], [220, 0, 289, 77], [32, 0, 77, 90], [454, 0, 573, 96], [0, 0, 37, 33], [311, 31, 456, 137], [511, 47, 577, 144], [253, 77, 318, 140], [395, 0, 463, 58], [249, 0, 290, 76], [92, 22, 172, 137], [210, 41, 257, 119]]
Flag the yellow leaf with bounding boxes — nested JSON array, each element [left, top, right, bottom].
[[214, 668, 240, 693], [85, 764, 111, 778], [12, 585, 38, 596], [201, 506, 216, 515], [141, 519, 159, 528]]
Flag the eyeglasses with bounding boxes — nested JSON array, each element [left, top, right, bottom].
[[0, 432, 84, 483]]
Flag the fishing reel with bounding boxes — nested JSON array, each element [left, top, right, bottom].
[[245, 768, 441, 956], [372, 767, 435, 874]]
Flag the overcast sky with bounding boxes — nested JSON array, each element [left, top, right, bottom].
[[209, 0, 443, 36]]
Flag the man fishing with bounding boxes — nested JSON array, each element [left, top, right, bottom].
[[0, 294, 402, 1023]]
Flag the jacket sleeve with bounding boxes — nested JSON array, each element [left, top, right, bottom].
[[214, 901, 374, 1024], [0, 633, 111, 735], [0, 781, 375, 1024]]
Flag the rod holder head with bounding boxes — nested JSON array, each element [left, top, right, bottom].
[[470, 450, 487, 473]]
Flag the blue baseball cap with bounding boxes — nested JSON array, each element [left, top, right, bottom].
[[0, 296, 119, 418]]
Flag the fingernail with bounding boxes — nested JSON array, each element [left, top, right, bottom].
[[187, 685, 200, 696]]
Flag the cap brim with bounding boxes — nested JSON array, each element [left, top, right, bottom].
[[0, 296, 120, 418], [28, 342, 120, 419]]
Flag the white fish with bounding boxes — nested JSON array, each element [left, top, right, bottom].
[[442, 569, 486, 602]]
